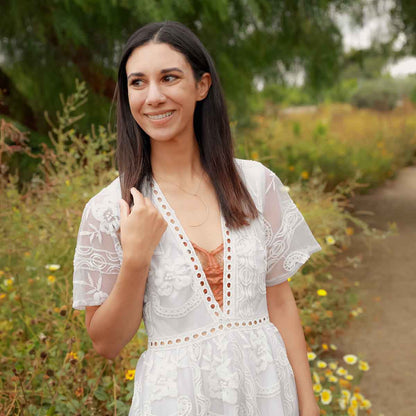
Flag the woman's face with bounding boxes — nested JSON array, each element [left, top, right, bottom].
[[125, 42, 211, 143]]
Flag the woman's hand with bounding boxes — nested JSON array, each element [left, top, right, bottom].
[[119, 187, 167, 267]]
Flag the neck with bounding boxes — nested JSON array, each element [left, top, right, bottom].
[[150, 133, 204, 186]]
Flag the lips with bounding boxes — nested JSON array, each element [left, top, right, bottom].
[[145, 110, 175, 116], [145, 110, 176, 124]]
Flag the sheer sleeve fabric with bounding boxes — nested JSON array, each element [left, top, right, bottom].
[[262, 166, 322, 287], [72, 197, 122, 310]]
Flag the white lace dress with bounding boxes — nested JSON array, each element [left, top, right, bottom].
[[72, 158, 322, 416]]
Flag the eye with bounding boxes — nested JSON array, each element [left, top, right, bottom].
[[163, 75, 177, 82], [130, 78, 143, 87]]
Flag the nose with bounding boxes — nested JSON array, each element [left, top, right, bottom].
[[145, 81, 166, 106]]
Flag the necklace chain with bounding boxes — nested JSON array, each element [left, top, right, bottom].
[[153, 171, 209, 227]]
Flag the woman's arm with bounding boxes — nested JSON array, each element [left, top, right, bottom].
[[85, 188, 167, 360], [85, 257, 150, 360], [266, 281, 319, 416]]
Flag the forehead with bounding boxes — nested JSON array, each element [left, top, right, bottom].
[[126, 42, 190, 75]]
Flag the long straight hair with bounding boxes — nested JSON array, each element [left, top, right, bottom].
[[115, 21, 258, 229]]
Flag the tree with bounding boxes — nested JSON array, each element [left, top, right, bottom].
[[0, 0, 359, 135]]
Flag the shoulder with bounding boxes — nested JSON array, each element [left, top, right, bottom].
[[233, 157, 274, 184], [233, 158, 271, 209], [83, 176, 121, 233]]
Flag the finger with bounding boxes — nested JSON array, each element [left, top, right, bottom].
[[119, 199, 129, 220], [143, 196, 154, 207], [130, 187, 145, 209]]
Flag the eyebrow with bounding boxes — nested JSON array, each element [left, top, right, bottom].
[[127, 67, 184, 79]]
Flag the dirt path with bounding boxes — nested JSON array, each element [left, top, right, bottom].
[[328, 165, 416, 416]]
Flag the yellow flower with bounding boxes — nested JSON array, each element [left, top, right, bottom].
[[320, 389, 332, 405], [301, 171, 309, 180], [312, 371, 320, 384], [343, 354, 358, 365], [358, 360, 370, 371], [65, 180, 70, 186], [0, 293, 6, 300], [328, 375, 338, 383], [317, 289, 327, 297], [346, 227, 354, 236], [4, 277, 14, 287], [47, 275, 56, 284], [313, 383, 322, 393], [329, 362, 338, 370], [125, 369, 135, 381], [0, 270, 4, 276], [67, 351, 78, 361], [341, 389, 351, 401], [317, 360, 327, 368], [350, 398, 358, 409], [251, 151, 259, 161], [324, 369, 333, 377], [346, 374, 354, 380], [325, 235, 335, 245], [360, 399, 371, 410], [322, 343, 329, 351], [24, 251, 31, 257], [353, 392, 364, 403], [347, 406, 358, 416], [336, 367, 348, 376], [307, 352, 317, 361], [45, 264, 61, 271], [288, 277, 292, 282], [329, 343, 337, 351]]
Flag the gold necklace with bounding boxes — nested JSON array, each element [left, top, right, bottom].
[[153, 171, 209, 227]]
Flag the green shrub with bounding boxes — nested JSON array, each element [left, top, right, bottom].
[[350, 78, 400, 111]]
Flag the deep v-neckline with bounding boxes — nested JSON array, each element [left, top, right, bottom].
[[150, 177, 233, 319]]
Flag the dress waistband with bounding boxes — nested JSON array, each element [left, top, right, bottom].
[[147, 315, 271, 350]]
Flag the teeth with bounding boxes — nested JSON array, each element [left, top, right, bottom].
[[147, 111, 174, 120]]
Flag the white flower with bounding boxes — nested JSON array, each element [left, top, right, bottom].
[[343, 354, 358, 365], [45, 264, 61, 271], [154, 257, 192, 296]]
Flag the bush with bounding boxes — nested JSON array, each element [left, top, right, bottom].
[[350, 78, 400, 111]]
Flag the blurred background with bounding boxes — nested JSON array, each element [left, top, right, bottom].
[[1, 0, 415, 415]]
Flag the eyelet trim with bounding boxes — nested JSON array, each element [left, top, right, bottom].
[[150, 178, 230, 320], [148, 316, 270, 349], [223, 226, 232, 316]]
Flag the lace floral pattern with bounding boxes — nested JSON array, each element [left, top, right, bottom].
[[72, 159, 321, 415], [262, 165, 322, 286], [153, 256, 193, 297]]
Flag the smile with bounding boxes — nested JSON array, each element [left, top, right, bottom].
[[146, 111, 175, 120]]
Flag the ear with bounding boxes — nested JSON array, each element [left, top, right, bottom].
[[196, 73, 212, 101]]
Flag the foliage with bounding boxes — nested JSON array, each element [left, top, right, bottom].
[[243, 101, 416, 192], [0, 0, 361, 134], [350, 77, 401, 110]]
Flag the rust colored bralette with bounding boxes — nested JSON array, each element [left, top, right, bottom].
[[190, 241, 224, 310]]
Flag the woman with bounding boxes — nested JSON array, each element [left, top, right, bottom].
[[72, 20, 322, 416]]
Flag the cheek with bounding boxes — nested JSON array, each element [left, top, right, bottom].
[[128, 92, 144, 115]]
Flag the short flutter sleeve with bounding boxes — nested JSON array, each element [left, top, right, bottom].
[[72, 192, 122, 310], [262, 166, 322, 286]]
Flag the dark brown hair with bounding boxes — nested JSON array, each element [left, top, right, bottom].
[[115, 20, 258, 228]]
